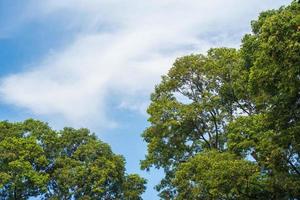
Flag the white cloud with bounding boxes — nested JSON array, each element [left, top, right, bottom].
[[0, 0, 290, 128]]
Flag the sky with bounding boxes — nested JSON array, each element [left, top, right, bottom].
[[0, 0, 291, 199]]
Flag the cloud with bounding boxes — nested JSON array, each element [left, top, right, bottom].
[[0, 0, 290, 128]]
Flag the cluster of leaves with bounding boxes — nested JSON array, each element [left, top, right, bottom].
[[0, 119, 146, 200], [141, 1, 300, 199]]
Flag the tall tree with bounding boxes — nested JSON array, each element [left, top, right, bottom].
[[141, 1, 300, 199], [229, 1, 300, 198], [141, 47, 249, 198]]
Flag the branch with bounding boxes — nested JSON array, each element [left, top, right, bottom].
[[194, 123, 211, 149], [209, 110, 219, 149], [287, 159, 300, 176]]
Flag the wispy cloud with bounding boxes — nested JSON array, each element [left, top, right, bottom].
[[0, 0, 289, 128]]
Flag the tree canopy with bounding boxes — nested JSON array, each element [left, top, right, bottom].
[[1, 1, 299, 200], [0, 119, 146, 200], [141, 1, 300, 199]]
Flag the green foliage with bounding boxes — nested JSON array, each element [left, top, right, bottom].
[[0, 120, 50, 199], [141, 47, 250, 198], [141, 1, 300, 199], [228, 114, 300, 198], [0, 120, 146, 200], [174, 151, 266, 200], [123, 174, 147, 200]]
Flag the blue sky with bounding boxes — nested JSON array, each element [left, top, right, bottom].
[[0, 0, 290, 199]]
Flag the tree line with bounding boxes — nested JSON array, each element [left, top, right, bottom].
[[1, 1, 299, 199]]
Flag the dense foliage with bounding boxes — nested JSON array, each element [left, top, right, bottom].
[[141, 1, 300, 199], [0, 119, 146, 200]]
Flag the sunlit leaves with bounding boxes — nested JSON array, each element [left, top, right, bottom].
[[0, 120, 146, 199]]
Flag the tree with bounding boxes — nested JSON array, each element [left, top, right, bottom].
[[229, 1, 300, 198], [141, 47, 253, 198], [0, 119, 146, 200], [141, 1, 300, 199]]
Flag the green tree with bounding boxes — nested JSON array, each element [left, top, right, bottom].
[[0, 120, 146, 200], [141, 47, 251, 198], [141, 1, 300, 199], [228, 1, 300, 197]]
